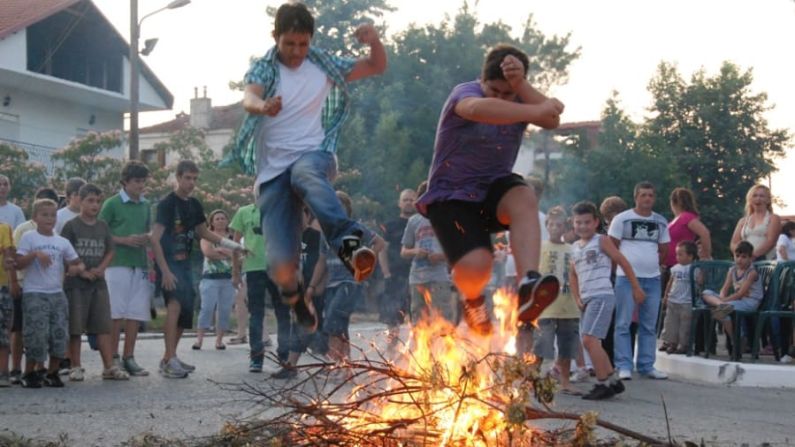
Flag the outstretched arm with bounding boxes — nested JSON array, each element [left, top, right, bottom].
[[346, 24, 387, 82]]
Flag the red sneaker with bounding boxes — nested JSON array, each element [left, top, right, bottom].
[[517, 271, 559, 323], [462, 295, 493, 336]]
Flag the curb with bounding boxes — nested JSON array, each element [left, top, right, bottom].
[[656, 351, 795, 388]]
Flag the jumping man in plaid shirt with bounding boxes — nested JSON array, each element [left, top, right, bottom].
[[230, 3, 386, 331]]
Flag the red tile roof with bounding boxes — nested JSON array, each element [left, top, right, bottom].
[[0, 0, 80, 40], [140, 102, 244, 134]]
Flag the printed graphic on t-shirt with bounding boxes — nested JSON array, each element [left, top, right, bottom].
[[623, 220, 664, 243], [172, 206, 194, 261], [584, 249, 599, 265], [542, 249, 570, 293]]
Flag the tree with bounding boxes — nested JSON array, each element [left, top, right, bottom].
[[0, 143, 49, 213], [644, 62, 791, 256], [551, 93, 684, 211], [337, 3, 580, 222], [50, 130, 125, 195]]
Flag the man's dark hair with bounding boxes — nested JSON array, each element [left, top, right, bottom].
[[65, 177, 87, 198], [734, 241, 754, 257], [571, 201, 599, 219], [34, 187, 59, 202], [274, 2, 314, 37], [121, 160, 150, 184], [78, 183, 103, 201], [481, 45, 529, 82], [176, 160, 200, 177], [677, 240, 698, 259], [633, 181, 656, 197]]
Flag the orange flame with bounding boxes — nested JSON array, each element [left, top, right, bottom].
[[340, 288, 532, 445]]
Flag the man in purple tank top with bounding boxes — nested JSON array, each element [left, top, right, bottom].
[[415, 45, 565, 336]]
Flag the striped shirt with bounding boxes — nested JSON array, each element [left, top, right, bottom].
[[226, 46, 356, 176], [572, 234, 614, 300]]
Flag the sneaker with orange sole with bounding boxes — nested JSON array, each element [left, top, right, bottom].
[[517, 271, 560, 324]]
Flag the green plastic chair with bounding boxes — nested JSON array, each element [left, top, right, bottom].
[[752, 261, 795, 361], [728, 260, 777, 362], [687, 260, 733, 358]]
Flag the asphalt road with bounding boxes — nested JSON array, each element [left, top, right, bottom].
[[1, 324, 793, 446]]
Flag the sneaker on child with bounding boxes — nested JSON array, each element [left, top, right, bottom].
[[122, 356, 149, 377], [44, 372, 65, 388], [68, 367, 85, 382], [160, 357, 188, 379], [461, 295, 492, 336], [582, 383, 615, 400]]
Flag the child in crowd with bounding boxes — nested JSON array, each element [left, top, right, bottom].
[[0, 221, 16, 386], [320, 191, 362, 375], [659, 241, 697, 354], [702, 241, 762, 338], [61, 184, 129, 381], [150, 160, 245, 379], [530, 206, 582, 395], [16, 199, 84, 388], [401, 181, 455, 324], [569, 202, 644, 400], [55, 177, 86, 234], [776, 221, 795, 262], [99, 161, 153, 377], [10, 188, 60, 384]]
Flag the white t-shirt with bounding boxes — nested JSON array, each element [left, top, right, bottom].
[[55, 207, 79, 234], [17, 231, 79, 293], [255, 59, 332, 191], [667, 263, 693, 305], [608, 208, 671, 278], [0, 202, 25, 229], [776, 234, 795, 262]]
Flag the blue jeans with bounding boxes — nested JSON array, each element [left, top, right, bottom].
[[246, 270, 289, 363], [614, 276, 661, 374], [197, 278, 235, 331], [322, 283, 361, 338], [256, 150, 373, 267]]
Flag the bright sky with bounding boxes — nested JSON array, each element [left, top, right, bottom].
[[93, 0, 795, 212]]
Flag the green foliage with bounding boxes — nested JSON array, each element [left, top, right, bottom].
[[644, 61, 790, 256], [551, 93, 685, 211], [50, 130, 125, 195], [336, 2, 580, 222], [0, 142, 50, 212], [552, 63, 790, 259]]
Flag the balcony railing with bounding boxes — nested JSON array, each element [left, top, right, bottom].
[[0, 138, 57, 175]]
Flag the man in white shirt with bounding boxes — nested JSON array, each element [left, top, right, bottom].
[[608, 181, 670, 380], [234, 3, 386, 332]]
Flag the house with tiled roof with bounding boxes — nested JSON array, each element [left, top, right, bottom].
[[0, 0, 172, 171], [139, 87, 243, 166]]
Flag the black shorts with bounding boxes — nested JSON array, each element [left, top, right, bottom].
[[157, 261, 196, 330], [426, 174, 528, 266]]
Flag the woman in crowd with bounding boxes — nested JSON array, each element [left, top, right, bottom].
[[731, 184, 781, 261]]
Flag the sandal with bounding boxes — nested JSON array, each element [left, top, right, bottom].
[[192, 344, 201, 350], [102, 366, 130, 381], [216, 344, 226, 350], [228, 336, 247, 345]]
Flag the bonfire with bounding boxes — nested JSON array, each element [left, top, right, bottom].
[[221, 289, 664, 446]]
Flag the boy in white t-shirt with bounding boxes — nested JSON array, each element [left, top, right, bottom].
[[16, 199, 84, 388]]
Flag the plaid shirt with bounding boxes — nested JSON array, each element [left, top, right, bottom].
[[227, 46, 356, 175]]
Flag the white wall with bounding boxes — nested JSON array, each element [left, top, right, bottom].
[[0, 30, 26, 71], [121, 57, 168, 110]]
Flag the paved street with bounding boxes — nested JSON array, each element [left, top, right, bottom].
[[1, 324, 794, 446]]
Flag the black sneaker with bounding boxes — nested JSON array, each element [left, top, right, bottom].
[[461, 295, 492, 336], [610, 378, 625, 395], [582, 383, 616, 400], [338, 231, 376, 282], [20, 372, 42, 389], [271, 366, 298, 380], [517, 271, 560, 324], [44, 372, 65, 388], [9, 369, 22, 385], [283, 286, 318, 332], [58, 358, 71, 376]]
